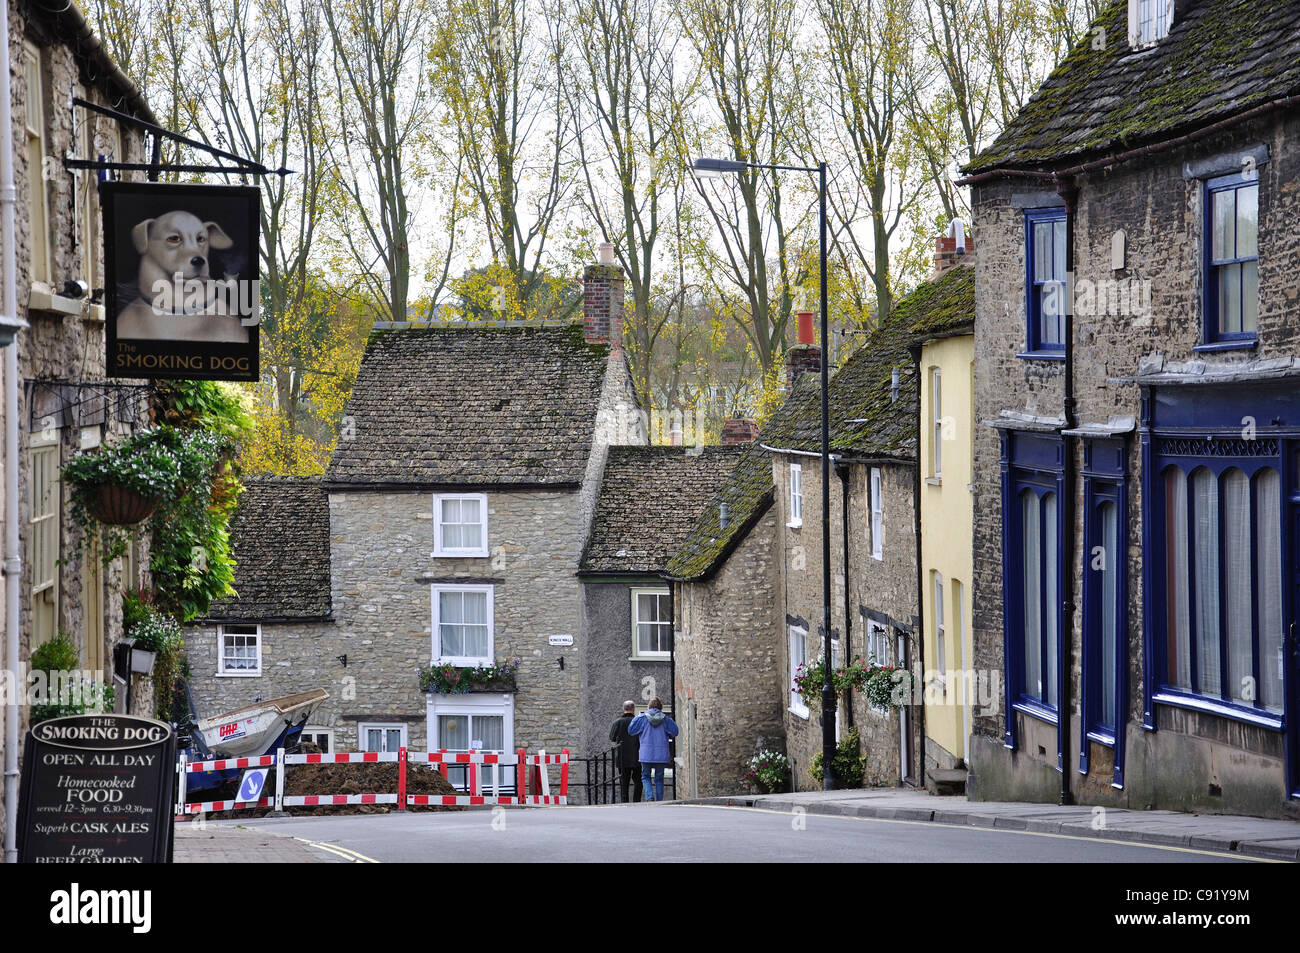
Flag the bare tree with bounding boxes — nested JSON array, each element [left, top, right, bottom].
[[322, 0, 438, 323], [675, 0, 812, 377], [431, 0, 574, 313]]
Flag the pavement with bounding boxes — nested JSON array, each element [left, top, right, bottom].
[[679, 788, 1300, 862], [174, 821, 353, 863]]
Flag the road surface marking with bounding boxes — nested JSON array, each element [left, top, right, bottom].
[[294, 837, 380, 863]]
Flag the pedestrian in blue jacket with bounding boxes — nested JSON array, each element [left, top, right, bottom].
[[627, 697, 678, 802]]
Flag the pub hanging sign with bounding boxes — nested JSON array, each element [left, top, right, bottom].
[[102, 181, 260, 382]]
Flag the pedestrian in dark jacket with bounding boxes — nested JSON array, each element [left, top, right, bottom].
[[609, 700, 643, 803], [627, 697, 678, 802]]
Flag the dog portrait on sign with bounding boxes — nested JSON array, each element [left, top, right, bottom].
[[102, 182, 260, 382]]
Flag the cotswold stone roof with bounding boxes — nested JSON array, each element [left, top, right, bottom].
[[580, 445, 745, 575], [905, 265, 975, 342], [664, 441, 775, 582], [207, 478, 332, 621], [965, 0, 1300, 174], [762, 304, 919, 461], [327, 325, 611, 488]]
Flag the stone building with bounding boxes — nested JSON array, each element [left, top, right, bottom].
[[667, 440, 782, 798], [962, 0, 1300, 817], [761, 307, 922, 790], [577, 444, 744, 782], [185, 263, 644, 799], [186, 478, 333, 734], [1, 0, 155, 854]]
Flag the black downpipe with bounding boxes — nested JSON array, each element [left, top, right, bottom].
[[838, 462, 854, 729], [1057, 178, 1079, 807]]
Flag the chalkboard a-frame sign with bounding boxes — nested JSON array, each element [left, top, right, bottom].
[[18, 714, 176, 864]]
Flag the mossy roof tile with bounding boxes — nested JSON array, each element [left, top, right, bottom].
[[580, 445, 745, 574], [966, 0, 1300, 174]]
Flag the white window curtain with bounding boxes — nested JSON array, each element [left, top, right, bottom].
[[870, 468, 884, 559], [1021, 490, 1042, 702], [933, 572, 946, 675], [1256, 470, 1284, 712], [441, 497, 482, 550], [1043, 493, 1059, 708], [1165, 468, 1191, 689], [440, 590, 489, 659], [1100, 501, 1118, 728], [1191, 468, 1221, 695], [1223, 470, 1253, 703]]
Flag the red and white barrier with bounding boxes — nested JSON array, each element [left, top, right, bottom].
[[175, 746, 569, 817]]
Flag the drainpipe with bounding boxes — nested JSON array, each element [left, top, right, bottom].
[[907, 342, 926, 789], [1057, 177, 1080, 807], [667, 581, 676, 801], [837, 462, 853, 729], [2, 0, 26, 862]]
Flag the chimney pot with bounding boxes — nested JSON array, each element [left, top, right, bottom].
[[599, 242, 615, 266], [583, 256, 625, 349]]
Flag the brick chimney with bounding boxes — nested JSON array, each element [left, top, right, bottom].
[[932, 220, 973, 279], [786, 344, 822, 392], [583, 243, 624, 349], [720, 418, 759, 445]]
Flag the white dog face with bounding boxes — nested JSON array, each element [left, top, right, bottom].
[[131, 210, 233, 281]]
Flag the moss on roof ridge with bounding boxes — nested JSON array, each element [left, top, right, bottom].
[[664, 440, 774, 581], [903, 265, 975, 338], [966, 0, 1298, 173]]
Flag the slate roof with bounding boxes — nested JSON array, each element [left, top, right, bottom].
[[904, 265, 975, 343], [965, 0, 1300, 174], [761, 304, 919, 461], [664, 440, 776, 582], [579, 446, 745, 575], [326, 324, 612, 488], [205, 478, 332, 621]]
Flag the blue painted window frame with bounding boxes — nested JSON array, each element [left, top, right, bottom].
[[1023, 208, 1068, 358], [1201, 172, 1259, 349], [1138, 380, 1292, 735], [1080, 438, 1128, 788], [999, 430, 1066, 763]]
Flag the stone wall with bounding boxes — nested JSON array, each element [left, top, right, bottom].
[[969, 113, 1300, 817], [774, 454, 919, 790], [319, 488, 586, 757], [672, 507, 782, 799]]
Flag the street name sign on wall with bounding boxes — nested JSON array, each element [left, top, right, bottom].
[[17, 714, 176, 864]]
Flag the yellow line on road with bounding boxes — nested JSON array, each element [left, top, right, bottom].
[[686, 804, 1283, 862], [294, 836, 380, 863]]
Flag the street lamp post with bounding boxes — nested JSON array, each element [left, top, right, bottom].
[[692, 156, 836, 789]]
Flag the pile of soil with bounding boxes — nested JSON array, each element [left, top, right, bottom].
[[190, 744, 465, 820]]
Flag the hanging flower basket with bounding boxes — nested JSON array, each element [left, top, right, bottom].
[[88, 483, 160, 525]]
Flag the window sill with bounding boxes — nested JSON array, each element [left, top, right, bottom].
[[215, 670, 261, 678], [1192, 339, 1256, 353], [435, 657, 494, 668], [1151, 690, 1283, 731], [82, 303, 106, 323], [28, 287, 85, 317], [628, 655, 670, 663], [924, 477, 942, 486], [1086, 728, 1116, 748], [788, 703, 810, 720], [786, 520, 803, 530], [431, 550, 490, 559], [870, 553, 883, 562], [1016, 351, 1066, 362], [1011, 698, 1059, 727]]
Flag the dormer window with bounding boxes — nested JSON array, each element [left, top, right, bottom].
[[1129, 0, 1172, 47]]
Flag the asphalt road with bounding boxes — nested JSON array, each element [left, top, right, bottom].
[[236, 803, 1261, 863]]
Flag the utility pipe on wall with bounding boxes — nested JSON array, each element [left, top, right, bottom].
[[3, 0, 28, 863]]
